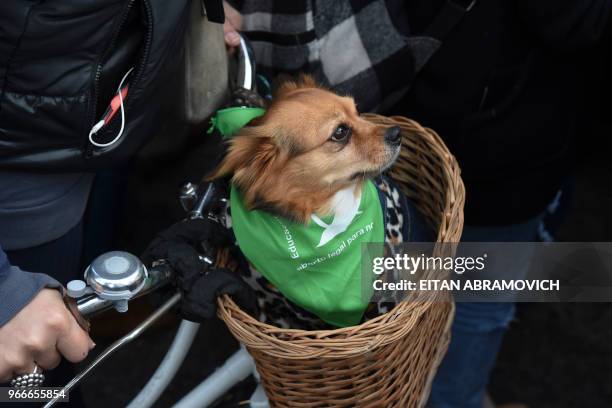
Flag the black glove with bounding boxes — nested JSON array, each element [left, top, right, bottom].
[[178, 265, 256, 322], [143, 217, 232, 257], [142, 218, 255, 322], [230, 87, 267, 108]]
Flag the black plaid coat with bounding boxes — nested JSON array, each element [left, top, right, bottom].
[[229, 0, 440, 112], [229, 0, 612, 225]]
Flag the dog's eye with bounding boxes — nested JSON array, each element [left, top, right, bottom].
[[330, 124, 351, 143]]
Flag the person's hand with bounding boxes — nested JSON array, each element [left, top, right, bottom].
[[178, 265, 256, 322], [142, 218, 234, 266], [142, 218, 255, 322], [223, 1, 243, 50], [0, 289, 95, 382]]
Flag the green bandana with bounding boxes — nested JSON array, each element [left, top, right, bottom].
[[230, 182, 384, 327], [207, 107, 266, 138], [209, 106, 385, 327]]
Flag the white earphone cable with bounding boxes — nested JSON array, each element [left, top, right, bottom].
[[88, 67, 134, 148]]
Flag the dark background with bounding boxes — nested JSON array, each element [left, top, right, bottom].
[[71, 52, 612, 408]]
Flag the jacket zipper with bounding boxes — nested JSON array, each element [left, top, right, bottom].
[[130, 0, 153, 97], [93, 0, 153, 145], [85, 0, 137, 158]]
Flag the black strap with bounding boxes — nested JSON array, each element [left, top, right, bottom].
[[424, 0, 476, 40], [202, 0, 225, 24]]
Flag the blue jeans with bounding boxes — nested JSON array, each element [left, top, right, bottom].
[[428, 216, 542, 408]]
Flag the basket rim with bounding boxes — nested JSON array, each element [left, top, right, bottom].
[[217, 295, 453, 359]]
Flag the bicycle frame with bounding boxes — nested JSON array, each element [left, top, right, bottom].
[[47, 292, 266, 408], [44, 180, 268, 408]]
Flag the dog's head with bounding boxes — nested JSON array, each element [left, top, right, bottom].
[[209, 75, 402, 223]]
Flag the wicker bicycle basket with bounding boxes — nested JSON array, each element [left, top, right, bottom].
[[217, 114, 465, 407]]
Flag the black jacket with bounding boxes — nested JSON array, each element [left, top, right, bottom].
[[390, 0, 612, 225], [0, 0, 192, 171]]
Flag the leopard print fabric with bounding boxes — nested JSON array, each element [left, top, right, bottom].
[[221, 176, 410, 330]]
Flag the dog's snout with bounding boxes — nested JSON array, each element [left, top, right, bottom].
[[384, 126, 401, 146]]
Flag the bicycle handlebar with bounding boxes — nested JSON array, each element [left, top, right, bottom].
[[76, 263, 174, 317]]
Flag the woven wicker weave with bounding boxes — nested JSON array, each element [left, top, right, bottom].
[[217, 114, 465, 407]]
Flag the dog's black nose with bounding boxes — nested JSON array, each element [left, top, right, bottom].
[[384, 126, 401, 146]]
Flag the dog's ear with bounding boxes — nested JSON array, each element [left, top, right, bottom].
[[273, 76, 299, 97], [207, 127, 282, 192], [208, 129, 276, 179], [273, 74, 320, 98], [296, 73, 318, 88]]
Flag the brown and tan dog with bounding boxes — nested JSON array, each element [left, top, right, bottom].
[[210, 75, 401, 224], [209, 75, 418, 329]]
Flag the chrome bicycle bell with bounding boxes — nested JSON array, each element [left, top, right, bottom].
[[83, 251, 148, 312]]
